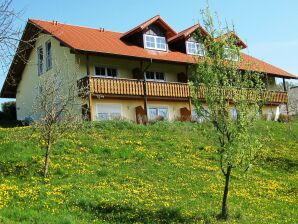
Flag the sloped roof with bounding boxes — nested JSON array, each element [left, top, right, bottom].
[[216, 32, 247, 49], [1, 18, 297, 98], [168, 24, 209, 43], [121, 15, 177, 39], [30, 19, 296, 78]]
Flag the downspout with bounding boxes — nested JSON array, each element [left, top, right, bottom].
[[86, 54, 92, 121], [142, 58, 153, 124], [186, 64, 192, 119], [283, 77, 289, 121]]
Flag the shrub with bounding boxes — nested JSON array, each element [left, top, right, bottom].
[[0, 101, 16, 120]]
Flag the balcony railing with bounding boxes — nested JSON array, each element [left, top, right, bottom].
[[78, 76, 288, 104]]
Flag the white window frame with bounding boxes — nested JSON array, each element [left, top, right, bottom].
[[148, 106, 169, 121], [37, 46, 44, 75], [94, 66, 118, 78], [186, 41, 205, 56], [145, 71, 166, 82], [95, 103, 122, 121], [45, 40, 52, 71], [144, 34, 167, 51]]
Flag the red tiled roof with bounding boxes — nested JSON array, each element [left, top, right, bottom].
[[121, 15, 177, 39], [29, 19, 296, 79], [168, 24, 209, 43]]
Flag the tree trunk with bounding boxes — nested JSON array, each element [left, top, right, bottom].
[[221, 165, 232, 220], [43, 142, 51, 177]]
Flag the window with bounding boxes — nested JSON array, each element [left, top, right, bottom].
[[148, 107, 168, 120], [224, 47, 239, 61], [145, 71, 165, 81], [95, 66, 117, 77], [45, 40, 52, 70], [96, 104, 121, 121], [230, 108, 238, 120], [37, 46, 43, 75], [144, 34, 167, 51], [186, 41, 205, 56], [268, 109, 274, 121]]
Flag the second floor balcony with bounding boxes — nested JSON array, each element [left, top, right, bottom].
[[78, 76, 288, 104]]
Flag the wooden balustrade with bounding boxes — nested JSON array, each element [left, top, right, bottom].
[[78, 76, 288, 104]]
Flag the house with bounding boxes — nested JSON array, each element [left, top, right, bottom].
[[0, 15, 297, 122]]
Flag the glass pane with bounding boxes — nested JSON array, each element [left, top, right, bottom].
[[230, 108, 238, 120], [107, 68, 117, 77], [146, 71, 155, 80], [156, 37, 166, 50], [145, 35, 155, 48], [158, 108, 168, 119], [98, 113, 109, 120], [110, 112, 121, 120], [95, 67, 106, 76], [149, 108, 158, 120], [155, 72, 164, 80], [196, 43, 205, 56]]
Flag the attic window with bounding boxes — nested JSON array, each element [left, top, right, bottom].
[[186, 41, 205, 56], [144, 34, 167, 51], [224, 47, 239, 61]]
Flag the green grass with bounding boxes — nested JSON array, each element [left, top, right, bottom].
[[0, 121, 297, 223]]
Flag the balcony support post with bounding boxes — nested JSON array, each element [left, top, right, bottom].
[[142, 59, 153, 124], [282, 78, 287, 92]]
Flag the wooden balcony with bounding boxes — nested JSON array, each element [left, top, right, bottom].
[[78, 76, 288, 104]]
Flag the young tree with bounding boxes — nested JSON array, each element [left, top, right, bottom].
[[190, 8, 265, 219], [32, 63, 86, 178]]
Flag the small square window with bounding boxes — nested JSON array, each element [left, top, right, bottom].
[[146, 71, 155, 80], [158, 108, 168, 119], [155, 72, 165, 81], [107, 68, 117, 77], [95, 67, 106, 76], [145, 35, 155, 49]]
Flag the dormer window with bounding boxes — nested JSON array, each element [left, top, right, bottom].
[[224, 47, 239, 62], [186, 41, 205, 56], [144, 34, 167, 51]]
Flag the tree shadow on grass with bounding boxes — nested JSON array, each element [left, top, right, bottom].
[[78, 200, 203, 223], [264, 157, 298, 172]]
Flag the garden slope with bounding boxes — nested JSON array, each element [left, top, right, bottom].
[[0, 121, 297, 223]]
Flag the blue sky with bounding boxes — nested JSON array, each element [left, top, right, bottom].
[[1, 0, 298, 104]]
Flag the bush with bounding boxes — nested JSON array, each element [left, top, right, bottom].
[[0, 101, 16, 120]]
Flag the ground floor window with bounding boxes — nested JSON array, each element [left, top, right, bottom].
[[230, 108, 238, 120], [96, 103, 121, 121], [148, 107, 168, 120], [192, 109, 208, 122], [268, 109, 274, 121]]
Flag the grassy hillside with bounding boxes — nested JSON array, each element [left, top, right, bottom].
[[0, 121, 297, 223]]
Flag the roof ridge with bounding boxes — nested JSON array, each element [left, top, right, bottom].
[[29, 18, 123, 34]]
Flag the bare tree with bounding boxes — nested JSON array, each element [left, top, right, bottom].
[[32, 60, 87, 177], [0, 0, 22, 73]]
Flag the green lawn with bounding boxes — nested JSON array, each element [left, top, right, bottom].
[[0, 121, 297, 223]]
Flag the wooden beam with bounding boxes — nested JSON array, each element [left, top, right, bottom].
[[282, 78, 287, 92]]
